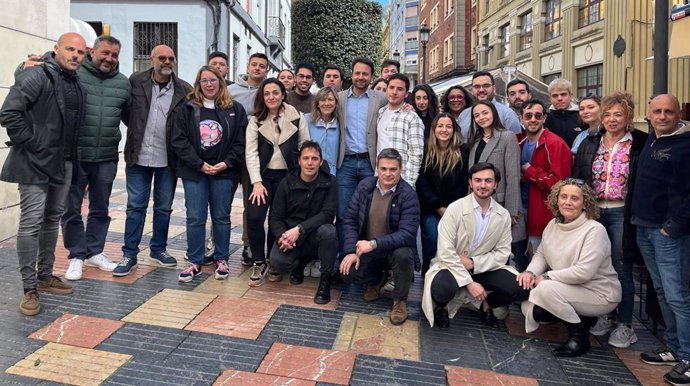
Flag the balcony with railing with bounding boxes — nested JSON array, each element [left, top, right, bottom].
[[268, 16, 285, 54]]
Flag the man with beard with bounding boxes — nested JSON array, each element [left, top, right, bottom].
[[114, 44, 192, 276], [286, 62, 316, 113], [458, 71, 522, 139], [506, 79, 532, 117]]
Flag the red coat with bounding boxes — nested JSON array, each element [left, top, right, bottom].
[[518, 129, 572, 237]]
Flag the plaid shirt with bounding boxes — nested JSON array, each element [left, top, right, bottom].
[[376, 105, 425, 186]]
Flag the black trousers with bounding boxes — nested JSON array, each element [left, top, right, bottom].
[[246, 169, 287, 262], [342, 247, 414, 300], [431, 268, 530, 307], [269, 224, 337, 275]]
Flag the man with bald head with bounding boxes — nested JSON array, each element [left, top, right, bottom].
[[0, 32, 87, 315], [632, 94, 690, 385], [116, 44, 191, 276]]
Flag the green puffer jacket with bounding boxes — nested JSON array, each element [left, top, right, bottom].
[[77, 55, 131, 162]]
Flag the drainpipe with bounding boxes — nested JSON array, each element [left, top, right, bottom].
[[653, 0, 669, 96]]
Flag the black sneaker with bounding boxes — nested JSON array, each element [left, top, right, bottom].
[[435, 307, 450, 329], [179, 263, 201, 283], [665, 360, 690, 386], [641, 349, 680, 366], [290, 264, 304, 285], [150, 251, 178, 267], [241, 246, 252, 266], [113, 256, 137, 277]]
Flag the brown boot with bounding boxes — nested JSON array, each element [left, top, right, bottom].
[[37, 275, 74, 295], [364, 274, 388, 302], [390, 299, 408, 325], [20, 290, 40, 316]]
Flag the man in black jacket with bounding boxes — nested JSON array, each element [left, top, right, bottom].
[[0, 32, 87, 316], [268, 141, 338, 304], [114, 44, 192, 276]]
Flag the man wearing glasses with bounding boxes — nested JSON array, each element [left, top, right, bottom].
[[517, 99, 572, 255], [115, 44, 192, 276], [286, 62, 316, 113], [458, 71, 522, 140]]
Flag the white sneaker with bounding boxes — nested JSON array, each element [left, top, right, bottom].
[[65, 259, 84, 280], [303, 261, 313, 277], [85, 253, 118, 272], [589, 315, 615, 336], [608, 323, 638, 348], [493, 305, 509, 320], [382, 278, 395, 294], [311, 261, 321, 278]]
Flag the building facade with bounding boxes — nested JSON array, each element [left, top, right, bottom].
[[418, 0, 474, 83], [387, 0, 420, 85], [71, 0, 292, 84], [476, 0, 690, 126]]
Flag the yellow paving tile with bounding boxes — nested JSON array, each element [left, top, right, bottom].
[[6, 342, 131, 386], [336, 314, 419, 361], [333, 313, 359, 351], [122, 289, 216, 329], [194, 272, 250, 298]]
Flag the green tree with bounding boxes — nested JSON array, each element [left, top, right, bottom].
[[292, 0, 383, 86]]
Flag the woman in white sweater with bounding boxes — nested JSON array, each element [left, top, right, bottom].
[[516, 179, 621, 357]]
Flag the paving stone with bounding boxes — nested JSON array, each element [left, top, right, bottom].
[[349, 354, 447, 385], [243, 280, 342, 311], [257, 343, 356, 385], [258, 304, 344, 349], [446, 366, 539, 386], [505, 309, 600, 347], [336, 313, 420, 360], [104, 358, 218, 386], [29, 313, 124, 348], [334, 283, 421, 321], [556, 345, 640, 385], [96, 323, 190, 362], [122, 289, 216, 329], [194, 273, 250, 297], [213, 369, 316, 385], [6, 342, 131, 386], [129, 266, 210, 291], [167, 331, 271, 373], [614, 349, 667, 386], [186, 295, 278, 340]]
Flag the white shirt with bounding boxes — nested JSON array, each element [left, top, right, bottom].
[[376, 107, 396, 155], [471, 194, 493, 253]]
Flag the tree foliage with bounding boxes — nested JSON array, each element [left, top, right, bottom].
[[292, 0, 383, 85]]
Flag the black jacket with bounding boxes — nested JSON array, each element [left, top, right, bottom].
[[268, 163, 337, 244], [572, 128, 648, 262], [171, 100, 248, 181], [545, 108, 580, 147], [416, 144, 470, 212], [0, 53, 85, 184], [122, 68, 191, 167]]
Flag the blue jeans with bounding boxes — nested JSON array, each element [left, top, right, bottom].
[[122, 164, 176, 257], [182, 176, 234, 265], [598, 206, 634, 324], [636, 226, 690, 360], [420, 211, 440, 275], [336, 156, 374, 256]]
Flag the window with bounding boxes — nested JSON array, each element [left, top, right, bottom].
[[519, 12, 533, 50], [420, 0, 427, 9], [444, 0, 454, 17], [133, 22, 178, 73], [444, 35, 455, 65], [576, 64, 603, 97], [430, 45, 440, 74], [482, 34, 490, 65], [405, 16, 419, 29], [500, 24, 510, 58], [542, 73, 561, 85], [431, 5, 440, 29], [544, 0, 562, 40], [579, 0, 604, 27], [405, 39, 418, 51]]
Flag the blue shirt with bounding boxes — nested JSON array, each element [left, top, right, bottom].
[[344, 88, 370, 154], [520, 139, 538, 211], [306, 113, 340, 176]]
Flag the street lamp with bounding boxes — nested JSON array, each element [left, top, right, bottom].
[[419, 23, 430, 84], [393, 50, 400, 61]]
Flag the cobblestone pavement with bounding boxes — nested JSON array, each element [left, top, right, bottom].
[[0, 158, 670, 385]]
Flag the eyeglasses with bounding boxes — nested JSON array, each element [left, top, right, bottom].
[[448, 96, 465, 102], [156, 56, 176, 62], [472, 83, 493, 90], [200, 78, 219, 85], [296, 74, 313, 80], [522, 112, 544, 120]]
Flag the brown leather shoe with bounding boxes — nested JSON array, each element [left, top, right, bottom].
[[363, 275, 388, 302], [37, 275, 74, 295], [20, 291, 40, 316], [390, 299, 408, 325]]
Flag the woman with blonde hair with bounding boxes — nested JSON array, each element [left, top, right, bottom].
[[171, 65, 248, 282], [305, 87, 340, 176], [516, 179, 622, 357]]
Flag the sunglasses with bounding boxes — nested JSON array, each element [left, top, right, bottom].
[[156, 56, 176, 62], [522, 112, 544, 120]]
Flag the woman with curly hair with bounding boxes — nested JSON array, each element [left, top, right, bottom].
[[410, 84, 440, 144], [441, 85, 473, 122], [516, 179, 622, 357]]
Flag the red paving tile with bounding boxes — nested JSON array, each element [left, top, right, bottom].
[[242, 281, 341, 310], [257, 343, 356, 385], [615, 349, 668, 386], [447, 366, 539, 386], [29, 313, 124, 348], [505, 310, 600, 346], [213, 369, 316, 386], [185, 296, 279, 339]]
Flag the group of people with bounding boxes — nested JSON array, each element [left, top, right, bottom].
[[1, 31, 689, 385]]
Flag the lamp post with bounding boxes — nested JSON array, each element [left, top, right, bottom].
[[419, 23, 430, 84], [393, 50, 400, 62]]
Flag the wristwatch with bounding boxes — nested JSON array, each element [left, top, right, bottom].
[[297, 224, 304, 235], [369, 239, 377, 250], [542, 271, 551, 280]]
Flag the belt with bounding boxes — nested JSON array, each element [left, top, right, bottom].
[[345, 152, 369, 160]]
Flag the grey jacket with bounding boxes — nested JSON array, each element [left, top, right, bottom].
[[228, 74, 260, 116], [336, 88, 388, 169]]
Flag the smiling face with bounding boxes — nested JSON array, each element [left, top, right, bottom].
[[386, 79, 408, 108], [278, 70, 294, 90], [521, 103, 547, 136], [471, 75, 495, 101], [318, 92, 337, 118], [648, 95, 682, 136], [199, 70, 220, 100], [434, 117, 454, 146], [299, 147, 323, 182], [579, 99, 601, 127], [470, 168, 497, 200], [557, 184, 584, 223], [263, 83, 284, 114], [151, 45, 176, 79], [447, 89, 467, 114], [90, 41, 120, 73], [295, 67, 314, 94], [377, 158, 402, 191], [414, 90, 429, 112], [352, 62, 374, 92], [602, 103, 627, 136], [472, 104, 495, 131]]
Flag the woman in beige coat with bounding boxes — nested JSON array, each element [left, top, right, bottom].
[[516, 179, 621, 357]]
